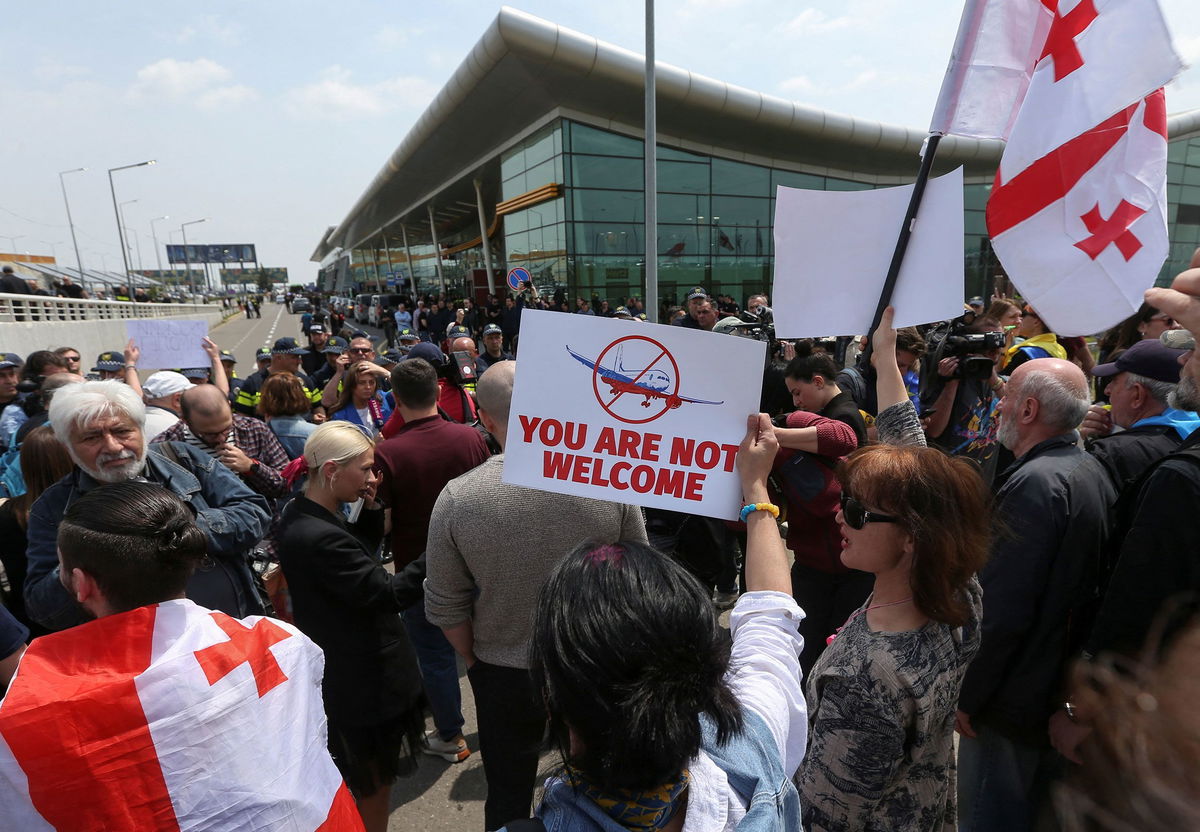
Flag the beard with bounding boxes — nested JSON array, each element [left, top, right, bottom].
[[69, 445, 146, 483], [996, 409, 1020, 451], [1170, 374, 1200, 412]]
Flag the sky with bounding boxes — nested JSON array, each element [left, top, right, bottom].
[[4, 0, 1200, 288]]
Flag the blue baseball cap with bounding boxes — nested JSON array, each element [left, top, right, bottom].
[[0, 352, 21, 371]]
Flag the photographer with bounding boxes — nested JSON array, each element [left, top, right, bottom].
[[380, 343, 478, 438], [921, 314, 1009, 485]]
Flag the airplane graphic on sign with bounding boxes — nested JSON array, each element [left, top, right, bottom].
[[566, 335, 723, 424]]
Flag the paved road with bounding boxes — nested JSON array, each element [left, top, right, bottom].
[[213, 304, 496, 830]]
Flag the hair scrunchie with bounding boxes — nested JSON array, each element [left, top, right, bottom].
[[281, 456, 310, 488]]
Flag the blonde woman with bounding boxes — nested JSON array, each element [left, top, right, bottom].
[[277, 422, 426, 832]]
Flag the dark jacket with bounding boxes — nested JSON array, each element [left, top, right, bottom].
[[958, 433, 1116, 744], [24, 442, 272, 631], [1086, 427, 1200, 656], [1085, 422, 1181, 494], [277, 497, 425, 726], [834, 364, 877, 417]]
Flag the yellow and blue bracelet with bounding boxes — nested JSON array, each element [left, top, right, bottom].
[[739, 502, 780, 523]]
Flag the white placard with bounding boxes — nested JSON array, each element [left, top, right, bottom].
[[772, 167, 966, 337], [125, 319, 210, 370], [503, 310, 765, 521]]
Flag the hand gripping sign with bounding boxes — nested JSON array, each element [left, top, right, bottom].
[[503, 310, 765, 520]]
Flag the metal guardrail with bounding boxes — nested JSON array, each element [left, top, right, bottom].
[[0, 294, 214, 324]]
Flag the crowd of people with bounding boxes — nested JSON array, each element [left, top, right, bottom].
[[0, 261, 1197, 832]]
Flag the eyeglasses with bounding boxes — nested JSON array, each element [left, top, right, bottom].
[[63, 355, 81, 363], [839, 493, 900, 530], [347, 347, 372, 355]]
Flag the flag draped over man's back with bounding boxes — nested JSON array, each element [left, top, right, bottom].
[[933, 0, 1183, 336], [0, 600, 364, 832]]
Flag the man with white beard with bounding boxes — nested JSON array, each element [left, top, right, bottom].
[[956, 358, 1117, 829], [1047, 273, 1200, 766], [23, 380, 271, 631]]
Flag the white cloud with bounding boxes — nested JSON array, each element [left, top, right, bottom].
[[374, 25, 413, 48], [783, 9, 857, 36], [129, 58, 232, 100], [778, 76, 816, 96], [33, 61, 90, 83], [198, 84, 259, 110], [176, 15, 241, 46], [283, 66, 439, 120]]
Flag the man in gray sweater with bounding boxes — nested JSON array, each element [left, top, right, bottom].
[[425, 361, 647, 831]]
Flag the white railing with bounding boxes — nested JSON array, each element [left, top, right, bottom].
[[0, 294, 214, 324]]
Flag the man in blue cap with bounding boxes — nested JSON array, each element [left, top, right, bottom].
[[1080, 337, 1199, 491], [233, 337, 322, 418], [310, 336, 347, 389], [0, 353, 22, 422], [91, 350, 127, 381]]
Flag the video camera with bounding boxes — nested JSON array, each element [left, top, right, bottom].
[[444, 350, 478, 388], [928, 313, 1005, 381]]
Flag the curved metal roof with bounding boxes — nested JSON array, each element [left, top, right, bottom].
[[318, 6, 1200, 260]]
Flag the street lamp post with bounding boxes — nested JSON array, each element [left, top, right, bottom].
[[119, 199, 138, 276], [107, 160, 155, 282], [58, 167, 87, 281], [181, 218, 207, 297], [150, 216, 169, 277]]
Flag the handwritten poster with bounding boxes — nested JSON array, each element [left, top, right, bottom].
[[125, 320, 209, 370]]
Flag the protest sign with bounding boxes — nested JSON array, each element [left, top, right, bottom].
[[125, 320, 209, 370], [772, 167, 965, 338], [503, 310, 764, 521]]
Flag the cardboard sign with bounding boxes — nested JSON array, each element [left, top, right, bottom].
[[772, 167, 966, 337], [125, 320, 210, 370], [503, 310, 765, 520]]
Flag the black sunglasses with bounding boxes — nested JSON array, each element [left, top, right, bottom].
[[839, 493, 900, 530]]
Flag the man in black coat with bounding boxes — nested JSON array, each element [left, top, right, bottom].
[[956, 358, 1116, 829]]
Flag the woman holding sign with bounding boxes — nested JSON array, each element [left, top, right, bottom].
[[499, 413, 806, 831], [797, 309, 990, 832]]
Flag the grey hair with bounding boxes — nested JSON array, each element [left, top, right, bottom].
[[476, 360, 516, 426], [49, 380, 146, 441], [1016, 367, 1090, 432], [1124, 373, 1175, 406]]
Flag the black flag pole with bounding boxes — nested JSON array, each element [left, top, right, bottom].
[[860, 132, 943, 365]]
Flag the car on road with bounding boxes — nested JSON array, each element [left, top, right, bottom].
[[354, 294, 372, 324], [293, 297, 312, 313]]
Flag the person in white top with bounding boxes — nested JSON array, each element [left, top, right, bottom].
[[141, 371, 190, 441], [504, 415, 806, 832]]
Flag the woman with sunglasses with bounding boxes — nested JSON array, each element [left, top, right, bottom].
[[798, 309, 991, 832]]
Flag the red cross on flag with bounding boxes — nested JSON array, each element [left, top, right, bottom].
[[0, 600, 364, 832], [976, 0, 1184, 336]]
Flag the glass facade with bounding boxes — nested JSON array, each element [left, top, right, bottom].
[[339, 118, 1200, 309]]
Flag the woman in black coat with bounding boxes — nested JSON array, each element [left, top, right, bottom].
[[277, 421, 426, 832]]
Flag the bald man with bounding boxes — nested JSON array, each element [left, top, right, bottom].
[[956, 358, 1117, 828], [152, 383, 291, 500], [448, 335, 488, 381]]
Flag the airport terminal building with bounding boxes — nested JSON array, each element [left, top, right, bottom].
[[312, 8, 1200, 309]]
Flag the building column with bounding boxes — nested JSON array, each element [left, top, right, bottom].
[[382, 234, 394, 287], [401, 223, 416, 293], [427, 205, 446, 295], [473, 178, 497, 296]]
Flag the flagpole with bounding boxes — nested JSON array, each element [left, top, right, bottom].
[[862, 133, 942, 359], [644, 0, 659, 323]]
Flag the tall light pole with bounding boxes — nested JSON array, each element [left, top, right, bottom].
[[58, 167, 86, 280], [40, 241, 60, 262], [107, 159, 155, 281], [150, 216, 169, 276], [181, 218, 207, 297], [118, 199, 138, 274], [2, 235, 25, 253]]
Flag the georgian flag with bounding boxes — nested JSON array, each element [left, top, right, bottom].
[[980, 0, 1184, 336], [0, 600, 364, 831]]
